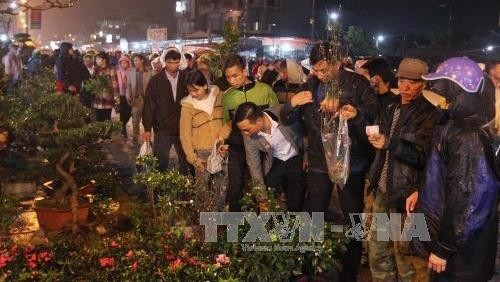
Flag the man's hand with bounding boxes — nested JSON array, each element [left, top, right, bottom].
[[290, 91, 313, 108], [428, 253, 447, 273], [339, 104, 357, 120], [368, 133, 387, 149], [143, 132, 151, 143], [68, 85, 77, 92], [405, 191, 418, 214]]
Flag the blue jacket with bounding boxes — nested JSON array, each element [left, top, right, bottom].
[[417, 90, 499, 280]]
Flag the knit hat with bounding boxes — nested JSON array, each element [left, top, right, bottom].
[[396, 58, 428, 80]]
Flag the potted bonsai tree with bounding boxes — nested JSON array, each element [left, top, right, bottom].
[[14, 93, 119, 233]]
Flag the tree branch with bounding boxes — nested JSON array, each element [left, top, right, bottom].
[[0, 0, 77, 15]]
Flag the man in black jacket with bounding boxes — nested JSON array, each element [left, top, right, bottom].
[[367, 58, 441, 282], [281, 42, 380, 282], [142, 49, 192, 175]]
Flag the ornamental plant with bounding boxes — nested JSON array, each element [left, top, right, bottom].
[[1, 69, 120, 233]]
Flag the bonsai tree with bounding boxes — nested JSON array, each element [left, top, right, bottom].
[[14, 93, 119, 233]]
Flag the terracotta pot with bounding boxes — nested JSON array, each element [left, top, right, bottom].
[[34, 200, 90, 232]]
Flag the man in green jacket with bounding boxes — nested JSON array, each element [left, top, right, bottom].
[[222, 55, 279, 211]]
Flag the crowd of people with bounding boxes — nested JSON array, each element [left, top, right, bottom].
[[2, 40, 500, 281]]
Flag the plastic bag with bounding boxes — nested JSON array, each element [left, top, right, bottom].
[[137, 141, 154, 173], [207, 140, 223, 174], [321, 115, 351, 188]]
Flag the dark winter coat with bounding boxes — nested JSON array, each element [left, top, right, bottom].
[[142, 69, 188, 135], [55, 42, 76, 91], [368, 94, 441, 210], [417, 89, 499, 281], [281, 68, 380, 173]]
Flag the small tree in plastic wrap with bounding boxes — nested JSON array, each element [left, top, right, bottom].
[[319, 20, 351, 188]]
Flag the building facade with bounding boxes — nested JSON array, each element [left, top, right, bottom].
[[176, 0, 310, 38]]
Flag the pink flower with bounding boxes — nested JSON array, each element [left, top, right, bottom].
[[168, 258, 184, 271], [215, 254, 230, 265], [109, 241, 120, 248], [99, 257, 116, 268], [131, 261, 139, 271], [125, 250, 134, 259]]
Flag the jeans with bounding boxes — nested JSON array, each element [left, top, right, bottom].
[[153, 134, 193, 176]]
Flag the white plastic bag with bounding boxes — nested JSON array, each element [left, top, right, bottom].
[[321, 115, 351, 188], [139, 141, 153, 157], [206, 140, 223, 174], [137, 141, 154, 173]]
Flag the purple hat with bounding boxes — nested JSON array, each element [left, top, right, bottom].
[[422, 57, 484, 93]]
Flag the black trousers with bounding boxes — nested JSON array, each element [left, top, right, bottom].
[[94, 108, 112, 122], [226, 148, 250, 211], [307, 170, 365, 282], [265, 155, 305, 212], [119, 96, 132, 134]]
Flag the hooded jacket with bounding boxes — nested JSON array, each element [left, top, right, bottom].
[[273, 59, 308, 102], [179, 86, 230, 167], [417, 83, 499, 281]]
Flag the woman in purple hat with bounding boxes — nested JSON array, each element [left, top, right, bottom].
[[417, 57, 499, 281]]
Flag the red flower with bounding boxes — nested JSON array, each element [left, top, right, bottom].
[[28, 260, 37, 270], [109, 241, 120, 248], [187, 257, 199, 266], [125, 250, 134, 259], [0, 253, 12, 268], [38, 252, 52, 263], [99, 257, 116, 268], [165, 254, 176, 262], [131, 261, 139, 271], [168, 258, 184, 271], [27, 254, 36, 262]]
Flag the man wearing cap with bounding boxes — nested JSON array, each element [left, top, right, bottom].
[[366, 58, 441, 282]]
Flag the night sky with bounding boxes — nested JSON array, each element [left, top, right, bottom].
[[314, 0, 499, 34], [31, 0, 499, 44]]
